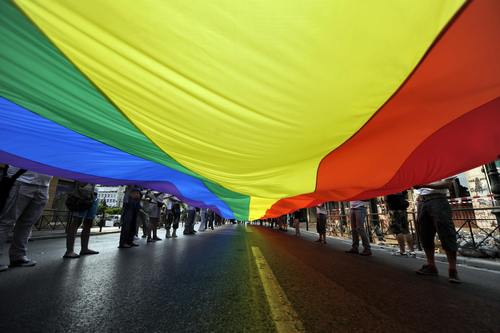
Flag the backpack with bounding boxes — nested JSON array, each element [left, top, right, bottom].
[[386, 192, 409, 211], [65, 183, 95, 212]]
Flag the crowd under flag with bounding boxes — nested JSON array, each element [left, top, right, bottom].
[[0, 0, 499, 221]]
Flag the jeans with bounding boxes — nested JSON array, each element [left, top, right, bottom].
[[0, 182, 48, 262], [350, 208, 371, 251]]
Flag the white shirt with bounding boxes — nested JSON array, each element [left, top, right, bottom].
[[316, 205, 327, 215], [7, 166, 52, 187], [350, 201, 366, 209], [414, 188, 448, 197]]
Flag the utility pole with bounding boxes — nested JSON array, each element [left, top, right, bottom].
[[484, 160, 500, 226]]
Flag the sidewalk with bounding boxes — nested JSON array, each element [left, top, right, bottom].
[[299, 227, 500, 273], [28, 226, 121, 241]]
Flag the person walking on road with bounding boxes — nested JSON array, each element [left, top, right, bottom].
[[63, 183, 100, 258], [385, 191, 415, 257], [345, 200, 372, 256], [315, 204, 327, 244], [414, 179, 461, 284], [0, 167, 52, 271], [163, 197, 173, 238], [137, 191, 150, 240], [184, 204, 196, 235], [292, 211, 301, 236], [166, 200, 181, 238], [199, 207, 207, 231], [207, 208, 215, 230], [146, 191, 162, 242], [118, 187, 142, 248]]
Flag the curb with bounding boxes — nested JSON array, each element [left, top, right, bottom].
[[28, 230, 121, 241], [299, 229, 500, 273]]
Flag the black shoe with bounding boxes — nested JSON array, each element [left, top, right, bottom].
[[9, 259, 37, 267], [416, 264, 438, 276], [360, 250, 372, 256], [345, 249, 359, 254], [118, 244, 132, 248], [130, 242, 140, 247], [153, 237, 162, 241]]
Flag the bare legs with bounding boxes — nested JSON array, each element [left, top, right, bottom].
[[64, 216, 99, 258]]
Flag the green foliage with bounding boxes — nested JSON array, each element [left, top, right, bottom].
[[97, 200, 108, 215], [105, 207, 122, 215]]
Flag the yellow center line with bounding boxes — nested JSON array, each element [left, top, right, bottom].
[[251, 246, 305, 332]]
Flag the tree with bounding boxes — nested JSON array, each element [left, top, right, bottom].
[[105, 207, 122, 215], [97, 200, 107, 216]]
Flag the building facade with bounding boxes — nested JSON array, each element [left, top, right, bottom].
[[96, 185, 126, 208]]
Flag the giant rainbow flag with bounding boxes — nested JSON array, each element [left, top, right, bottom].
[[1, 0, 499, 220]]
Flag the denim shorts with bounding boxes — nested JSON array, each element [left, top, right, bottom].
[[76, 198, 98, 219]]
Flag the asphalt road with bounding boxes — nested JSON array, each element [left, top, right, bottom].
[[0, 224, 499, 332]]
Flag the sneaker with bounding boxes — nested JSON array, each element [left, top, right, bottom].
[[392, 251, 407, 256], [448, 270, 462, 284], [153, 237, 162, 241], [0, 265, 8, 272], [345, 249, 359, 254], [408, 251, 416, 257], [141, 235, 147, 238], [416, 264, 438, 276], [130, 242, 139, 247], [9, 258, 37, 268], [360, 250, 372, 256]]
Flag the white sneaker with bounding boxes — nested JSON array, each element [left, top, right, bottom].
[[392, 251, 407, 256], [408, 251, 416, 257]]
